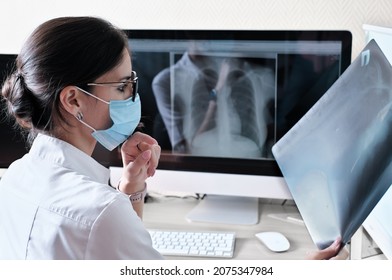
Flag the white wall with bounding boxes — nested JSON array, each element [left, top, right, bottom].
[[1, 0, 392, 60]]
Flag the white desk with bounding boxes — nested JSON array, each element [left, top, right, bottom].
[[143, 195, 317, 259]]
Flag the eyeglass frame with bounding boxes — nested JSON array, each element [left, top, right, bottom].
[[86, 70, 138, 102]]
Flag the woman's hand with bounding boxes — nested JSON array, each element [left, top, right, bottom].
[[306, 237, 349, 260], [118, 132, 161, 194]]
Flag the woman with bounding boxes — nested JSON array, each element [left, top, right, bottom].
[[0, 16, 162, 259]]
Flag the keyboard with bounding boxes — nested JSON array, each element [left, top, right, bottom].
[[148, 229, 236, 258]]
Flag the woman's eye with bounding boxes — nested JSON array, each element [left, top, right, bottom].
[[117, 83, 127, 92]]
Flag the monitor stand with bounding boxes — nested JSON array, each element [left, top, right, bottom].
[[186, 195, 259, 225]]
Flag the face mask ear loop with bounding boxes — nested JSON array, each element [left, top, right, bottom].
[[76, 86, 110, 105], [76, 112, 97, 132]]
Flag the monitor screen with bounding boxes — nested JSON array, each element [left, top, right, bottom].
[[94, 30, 352, 175]]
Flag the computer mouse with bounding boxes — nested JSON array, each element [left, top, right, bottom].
[[255, 231, 290, 252]]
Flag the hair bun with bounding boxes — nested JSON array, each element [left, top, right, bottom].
[[1, 71, 35, 129]]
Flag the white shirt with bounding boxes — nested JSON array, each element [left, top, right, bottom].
[[0, 134, 163, 260]]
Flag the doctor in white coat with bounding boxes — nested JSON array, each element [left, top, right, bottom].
[[0, 16, 162, 259]]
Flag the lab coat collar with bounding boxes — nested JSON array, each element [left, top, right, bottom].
[[30, 134, 110, 185]]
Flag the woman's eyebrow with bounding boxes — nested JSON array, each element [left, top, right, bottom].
[[120, 75, 133, 81]]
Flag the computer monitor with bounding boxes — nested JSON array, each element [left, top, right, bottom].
[[105, 30, 352, 224], [0, 30, 352, 225]]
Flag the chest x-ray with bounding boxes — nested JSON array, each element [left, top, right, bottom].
[[153, 52, 275, 158], [272, 39, 392, 249]]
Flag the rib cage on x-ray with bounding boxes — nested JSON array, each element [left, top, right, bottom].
[[176, 61, 274, 158]]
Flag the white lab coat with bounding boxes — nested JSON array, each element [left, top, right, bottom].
[[0, 134, 163, 260]]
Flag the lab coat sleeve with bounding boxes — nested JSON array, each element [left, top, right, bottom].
[[85, 195, 163, 260]]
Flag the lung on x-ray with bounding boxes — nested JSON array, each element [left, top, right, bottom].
[[272, 39, 392, 249]]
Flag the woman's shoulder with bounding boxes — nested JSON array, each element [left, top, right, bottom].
[[46, 177, 128, 225]]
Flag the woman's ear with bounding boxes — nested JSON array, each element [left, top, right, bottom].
[[59, 86, 84, 116]]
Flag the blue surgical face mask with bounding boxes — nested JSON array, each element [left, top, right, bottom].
[[76, 87, 141, 151]]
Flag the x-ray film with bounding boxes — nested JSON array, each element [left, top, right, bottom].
[[272, 39, 392, 249]]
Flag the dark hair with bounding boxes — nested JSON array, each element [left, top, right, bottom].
[[0, 16, 128, 143]]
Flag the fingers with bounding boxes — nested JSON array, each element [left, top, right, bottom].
[[121, 132, 160, 166], [137, 141, 161, 176], [330, 246, 349, 260], [126, 131, 158, 147], [123, 149, 152, 179], [121, 132, 161, 177], [306, 238, 342, 260], [134, 149, 152, 173], [119, 149, 151, 194]]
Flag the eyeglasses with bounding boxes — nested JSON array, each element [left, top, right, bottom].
[[87, 70, 138, 101]]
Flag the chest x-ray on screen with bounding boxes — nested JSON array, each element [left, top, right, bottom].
[[272, 39, 392, 249], [152, 51, 275, 159]]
